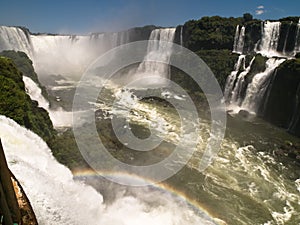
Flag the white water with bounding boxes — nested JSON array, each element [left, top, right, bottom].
[[23, 76, 49, 109], [205, 141, 300, 225], [294, 19, 300, 54], [0, 115, 217, 225], [130, 28, 176, 88], [31, 33, 121, 77], [0, 26, 33, 58], [230, 56, 256, 106], [0, 115, 104, 224], [22, 75, 75, 127], [233, 25, 245, 54], [180, 26, 183, 46], [0, 26, 132, 79], [241, 58, 286, 113], [224, 55, 246, 100], [257, 21, 281, 57], [282, 22, 292, 55], [233, 25, 240, 53]]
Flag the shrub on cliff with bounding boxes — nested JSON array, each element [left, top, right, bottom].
[[0, 56, 55, 142], [183, 16, 243, 51]]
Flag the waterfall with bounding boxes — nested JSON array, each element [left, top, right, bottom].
[[22, 75, 77, 127], [180, 26, 183, 46], [233, 25, 240, 53], [241, 58, 286, 113], [224, 55, 246, 100], [131, 28, 176, 88], [0, 115, 104, 225], [23, 76, 49, 109], [294, 19, 300, 54], [0, 115, 215, 225], [236, 26, 245, 54], [282, 22, 292, 54], [0, 26, 152, 78], [233, 25, 245, 54], [230, 56, 256, 105], [31, 34, 109, 76], [0, 26, 33, 58], [257, 21, 281, 57]]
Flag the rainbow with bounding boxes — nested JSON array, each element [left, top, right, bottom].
[[73, 169, 226, 225]]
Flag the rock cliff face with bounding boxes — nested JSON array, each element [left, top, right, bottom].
[[263, 58, 300, 134]]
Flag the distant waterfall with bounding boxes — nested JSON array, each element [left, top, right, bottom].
[[294, 19, 300, 54], [230, 56, 255, 105], [0, 26, 148, 77], [241, 58, 285, 113], [233, 25, 240, 52], [257, 21, 281, 57], [0, 26, 33, 58], [180, 26, 183, 46], [282, 22, 292, 54], [233, 25, 245, 54], [131, 28, 176, 88], [31, 32, 129, 76], [224, 55, 246, 100]]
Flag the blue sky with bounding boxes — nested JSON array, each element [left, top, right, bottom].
[[0, 0, 299, 34]]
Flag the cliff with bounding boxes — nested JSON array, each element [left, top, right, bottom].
[[0, 55, 55, 143]]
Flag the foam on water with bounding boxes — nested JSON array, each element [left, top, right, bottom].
[[0, 115, 219, 225]]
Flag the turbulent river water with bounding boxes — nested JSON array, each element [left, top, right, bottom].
[[21, 71, 300, 224], [1, 24, 300, 225]]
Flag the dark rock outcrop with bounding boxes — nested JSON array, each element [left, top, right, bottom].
[[263, 58, 300, 135]]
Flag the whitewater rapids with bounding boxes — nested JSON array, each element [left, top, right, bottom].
[[0, 115, 218, 225]]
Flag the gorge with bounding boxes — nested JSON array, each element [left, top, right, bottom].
[[0, 14, 300, 225]]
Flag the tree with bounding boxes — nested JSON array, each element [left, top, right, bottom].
[[243, 13, 253, 22]]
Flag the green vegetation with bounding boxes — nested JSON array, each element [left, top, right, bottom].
[[171, 50, 238, 91], [48, 129, 88, 170], [245, 54, 268, 83], [183, 16, 243, 51], [196, 50, 238, 89], [0, 56, 54, 142], [0, 50, 49, 100]]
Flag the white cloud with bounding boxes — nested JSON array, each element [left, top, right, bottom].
[[255, 9, 264, 15], [255, 5, 265, 15]]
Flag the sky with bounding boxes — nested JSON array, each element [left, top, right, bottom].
[[0, 0, 299, 34]]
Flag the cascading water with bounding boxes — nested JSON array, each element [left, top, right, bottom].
[[294, 19, 300, 54], [0, 26, 33, 57], [257, 21, 281, 57], [225, 56, 255, 110], [233, 25, 240, 53], [233, 25, 245, 54], [23, 76, 49, 109], [241, 58, 286, 113], [22, 75, 76, 127], [129, 28, 176, 88], [0, 115, 104, 225], [0, 115, 218, 225], [30, 32, 128, 77], [226, 20, 298, 114], [224, 55, 246, 100], [230, 56, 255, 106], [282, 22, 292, 55], [0, 26, 142, 79], [180, 26, 183, 46]]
